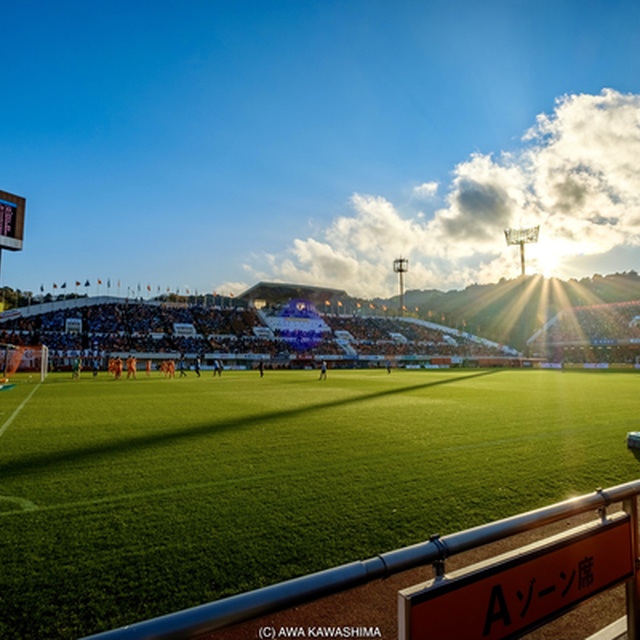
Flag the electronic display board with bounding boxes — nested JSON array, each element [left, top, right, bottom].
[[0, 190, 25, 251]]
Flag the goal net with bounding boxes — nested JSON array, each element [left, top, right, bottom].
[[0, 344, 49, 382]]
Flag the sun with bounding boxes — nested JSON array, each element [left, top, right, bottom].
[[530, 240, 562, 278]]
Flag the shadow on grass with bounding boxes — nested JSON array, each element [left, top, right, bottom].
[[2, 369, 500, 478]]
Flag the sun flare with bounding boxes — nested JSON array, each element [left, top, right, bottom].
[[530, 241, 562, 278]]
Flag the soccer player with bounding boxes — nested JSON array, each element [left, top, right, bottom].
[[319, 360, 327, 380], [72, 356, 82, 380], [126, 355, 137, 379]]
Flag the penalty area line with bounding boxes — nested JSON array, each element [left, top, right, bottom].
[[0, 382, 42, 441]]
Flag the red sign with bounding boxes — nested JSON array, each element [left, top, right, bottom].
[[399, 514, 633, 640]]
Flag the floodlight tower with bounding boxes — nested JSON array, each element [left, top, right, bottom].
[[393, 257, 409, 315], [504, 226, 540, 277]]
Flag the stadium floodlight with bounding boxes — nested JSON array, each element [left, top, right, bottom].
[[504, 225, 540, 277], [393, 258, 409, 315]]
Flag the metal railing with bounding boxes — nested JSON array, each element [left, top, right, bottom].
[[83, 479, 640, 640]]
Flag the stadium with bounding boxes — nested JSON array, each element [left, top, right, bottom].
[[3, 271, 640, 640], [8, 4, 640, 636], [0, 281, 525, 378]]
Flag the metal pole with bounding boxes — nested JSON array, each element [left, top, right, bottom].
[[2, 343, 9, 379], [0, 247, 4, 310], [624, 495, 640, 639], [82, 480, 640, 640], [520, 240, 526, 276]]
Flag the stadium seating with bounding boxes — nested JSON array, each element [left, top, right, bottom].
[[528, 300, 640, 364], [0, 298, 514, 370]]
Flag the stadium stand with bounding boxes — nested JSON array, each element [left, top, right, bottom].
[[0, 288, 523, 372], [528, 300, 640, 364]]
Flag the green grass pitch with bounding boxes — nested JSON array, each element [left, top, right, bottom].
[[1, 368, 639, 639]]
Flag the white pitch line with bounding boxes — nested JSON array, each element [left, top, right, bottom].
[[0, 382, 41, 440]]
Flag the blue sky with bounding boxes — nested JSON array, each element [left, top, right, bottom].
[[3, 0, 640, 299]]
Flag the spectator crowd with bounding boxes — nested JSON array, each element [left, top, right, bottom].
[[0, 299, 512, 368], [529, 300, 640, 363]]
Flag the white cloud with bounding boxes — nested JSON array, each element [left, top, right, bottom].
[[427, 153, 530, 251], [252, 195, 434, 297], [412, 181, 439, 199], [247, 89, 640, 297], [525, 89, 640, 256], [214, 280, 251, 296]]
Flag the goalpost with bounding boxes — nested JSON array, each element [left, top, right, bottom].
[[0, 343, 49, 382], [37, 344, 49, 382]]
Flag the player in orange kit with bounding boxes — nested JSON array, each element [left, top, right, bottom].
[[126, 355, 137, 379]]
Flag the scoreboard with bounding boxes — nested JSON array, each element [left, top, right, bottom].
[[0, 190, 26, 251]]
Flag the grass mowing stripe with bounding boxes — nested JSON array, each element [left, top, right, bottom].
[[0, 368, 499, 478], [0, 382, 41, 440], [3, 369, 640, 640], [0, 414, 620, 518]]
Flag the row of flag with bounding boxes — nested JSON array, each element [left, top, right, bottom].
[[42, 279, 113, 291], [39, 281, 231, 297], [322, 299, 422, 313]]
